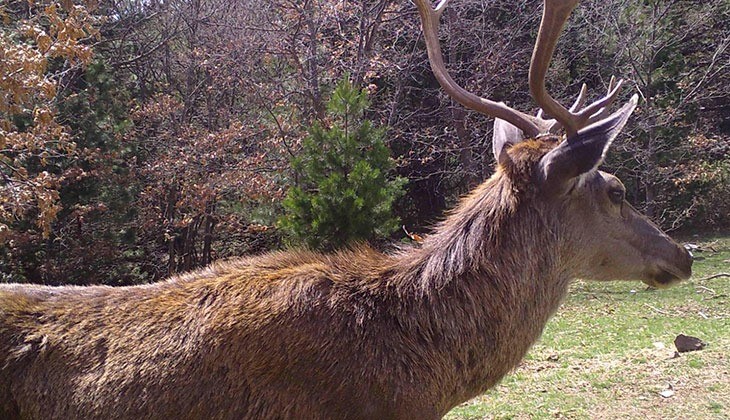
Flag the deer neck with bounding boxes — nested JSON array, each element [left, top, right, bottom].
[[391, 175, 572, 404]]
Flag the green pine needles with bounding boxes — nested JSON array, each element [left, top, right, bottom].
[[279, 77, 406, 250]]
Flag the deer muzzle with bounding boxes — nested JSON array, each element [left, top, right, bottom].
[[642, 242, 693, 289]]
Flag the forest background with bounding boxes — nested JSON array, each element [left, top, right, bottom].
[[1, 0, 728, 285]]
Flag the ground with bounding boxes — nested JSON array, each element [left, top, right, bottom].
[[445, 233, 730, 419]]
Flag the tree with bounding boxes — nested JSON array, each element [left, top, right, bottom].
[[280, 77, 406, 250], [0, 0, 99, 242], [575, 0, 730, 228]]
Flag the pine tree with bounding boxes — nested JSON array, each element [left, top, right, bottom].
[[279, 77, 406, 250]]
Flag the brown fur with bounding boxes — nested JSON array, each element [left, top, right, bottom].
[[0, 138, 689, 419]]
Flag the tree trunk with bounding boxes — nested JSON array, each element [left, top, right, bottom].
[[447, 8, 476, 188], [304, 0, 324, 120], [202, 199, 217, 266], [165, 183, 179, 276]]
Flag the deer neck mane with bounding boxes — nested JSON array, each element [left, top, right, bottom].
[[393, 140, 570, 297], [388, 151, 572, 402]]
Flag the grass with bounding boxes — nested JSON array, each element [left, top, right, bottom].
[[445, 233, 730, 420]]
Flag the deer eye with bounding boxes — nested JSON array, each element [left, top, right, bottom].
[[608, 188, 625, 204]]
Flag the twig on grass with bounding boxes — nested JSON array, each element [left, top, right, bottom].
[[696, 285, 716, 295], [643, 303, 670, 315], [699, 273, 730, 281]]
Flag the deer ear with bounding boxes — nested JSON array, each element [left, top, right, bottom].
[[538, 95, 638, 192], [492, 117, 524, 165]]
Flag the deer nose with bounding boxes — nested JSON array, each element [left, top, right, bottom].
[[676, 245, 693, 279]]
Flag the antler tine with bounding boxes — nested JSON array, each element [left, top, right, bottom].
[[547, 76, 624, 134], [579, 76, 624, 122], [529, 0, 581, 136], [543, 83, 585, 133], [569, 84, 588, 113], [545, 82, 585, 134], [413, 0, 544, 138]]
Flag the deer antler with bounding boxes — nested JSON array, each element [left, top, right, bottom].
[[413, 0, 549, 138], [530, 0, 625, 137], [415, 0, 630, 139], [541, 76, 624, 134]]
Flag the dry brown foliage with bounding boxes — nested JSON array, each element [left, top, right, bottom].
[[0, 0, 99, 240]]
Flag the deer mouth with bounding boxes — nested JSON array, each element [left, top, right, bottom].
[[641, 267, 688, 289]]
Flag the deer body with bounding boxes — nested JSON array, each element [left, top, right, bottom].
[[1, 0, 695, 417], [1, 147, 572, 418]]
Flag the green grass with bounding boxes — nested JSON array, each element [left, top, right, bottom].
[[446, 233, 730, 420]]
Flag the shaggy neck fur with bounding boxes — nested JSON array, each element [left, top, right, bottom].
[[388, 139, 573, 411]]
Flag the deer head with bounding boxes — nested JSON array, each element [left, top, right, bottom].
[[414, 0, 692, 288]]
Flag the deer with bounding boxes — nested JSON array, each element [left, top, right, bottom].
[[0, 0, 693, 418]]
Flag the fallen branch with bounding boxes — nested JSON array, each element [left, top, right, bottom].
[[699, 273, 730, 281], [696, 285, 716, 295], [643, 303, 670, 315]]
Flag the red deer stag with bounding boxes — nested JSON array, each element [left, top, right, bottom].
[[0, 0, 692, 418]]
